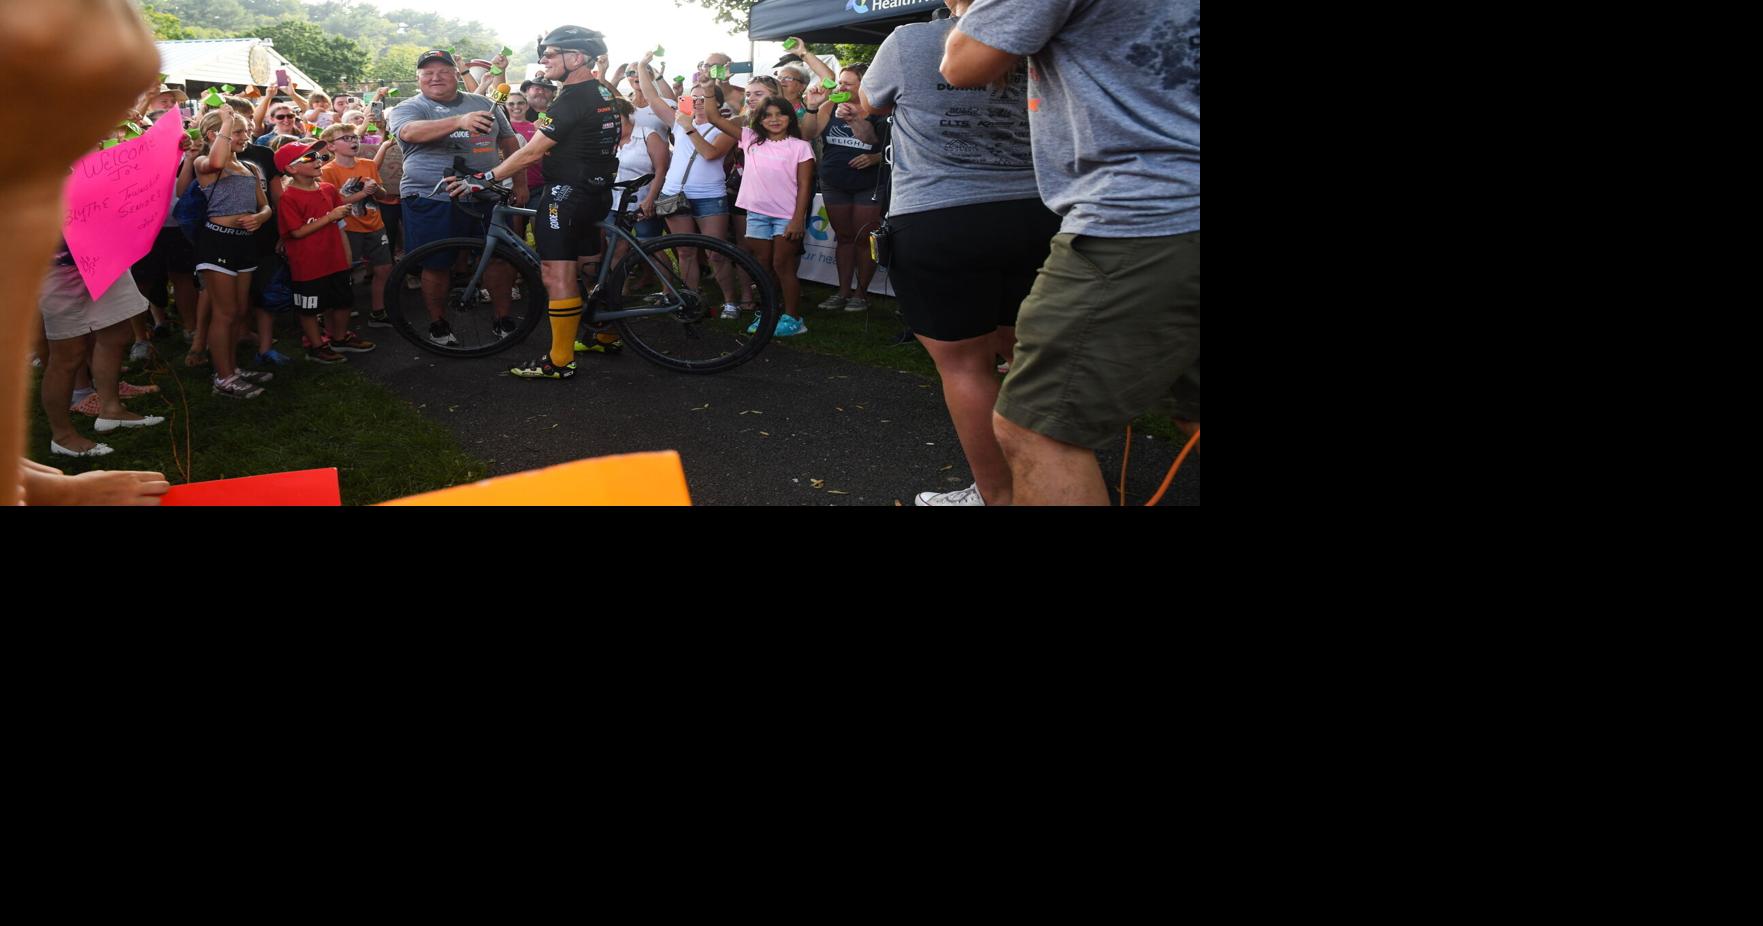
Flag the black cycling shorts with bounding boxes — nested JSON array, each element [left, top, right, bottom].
[[533, 183, 612, 262]]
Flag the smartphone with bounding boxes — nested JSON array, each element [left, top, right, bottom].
[[275, 68, 288, 86], [371, 99, 383, 116], [678, 96, 695, 116]]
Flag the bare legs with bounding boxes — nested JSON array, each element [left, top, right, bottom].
[[203, 268, 251, 379], [918, 327, 1017, 505], [993, 413, 1110, 506], [826, 202, 882, 302]]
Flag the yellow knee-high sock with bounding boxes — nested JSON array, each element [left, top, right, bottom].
[[549, 297, 582, 367]]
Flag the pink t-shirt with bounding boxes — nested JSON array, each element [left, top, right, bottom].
[[736, 127, 815, 221]]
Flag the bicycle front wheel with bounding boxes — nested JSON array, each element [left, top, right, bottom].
[[385, 237, 546, 358], [606, 233, 781, 374]]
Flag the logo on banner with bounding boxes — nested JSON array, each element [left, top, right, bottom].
[[808, 203, 832, 241], [846, 0, 870, 13]]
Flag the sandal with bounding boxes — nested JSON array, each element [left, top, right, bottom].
[[69, 393, 103, 417], [184, 349, 210, 368], [117, 381, 161, 398]]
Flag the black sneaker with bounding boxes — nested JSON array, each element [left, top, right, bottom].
[[492, 316, 519, 338], [367, 310, 393, 328], [428, 319, 458, 346], [509, 355, 576, 379]]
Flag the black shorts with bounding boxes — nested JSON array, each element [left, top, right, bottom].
[[131, 226, 197, 305], [194, 222, 258, 277], [821, 186, 880, 207], [888, 198, 1061, 342], [291, 269, 353, 316], [533, 183, 611, 262]]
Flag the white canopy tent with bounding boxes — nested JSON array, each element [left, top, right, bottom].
[[156, 39, 325, 95]]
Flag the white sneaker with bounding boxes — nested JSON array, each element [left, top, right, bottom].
[[128, 341, 152, 362], [915, 483, 985, 506], [719, 303, 740, 320]]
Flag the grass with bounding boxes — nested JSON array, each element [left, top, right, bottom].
[[27, 326, 483, 506], [25, 261, 1185, 505]]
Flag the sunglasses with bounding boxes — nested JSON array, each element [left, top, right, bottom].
[[538, 49, 582, 60], [294, 152, 333, 165], [272, 113, 297, 120]]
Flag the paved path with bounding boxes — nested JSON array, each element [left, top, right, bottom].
[[346, 329, 1200, 506]]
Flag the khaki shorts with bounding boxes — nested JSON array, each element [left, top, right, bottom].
[[996, 232, 1200, 449], [38, 263, 149, 342]]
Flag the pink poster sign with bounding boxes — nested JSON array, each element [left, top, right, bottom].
[[62, 110, 187, 300]]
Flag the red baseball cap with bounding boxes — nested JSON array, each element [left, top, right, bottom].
[[274, 139, 328, 172]]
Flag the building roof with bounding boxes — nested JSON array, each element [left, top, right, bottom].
[[156, 39, 325, 94]]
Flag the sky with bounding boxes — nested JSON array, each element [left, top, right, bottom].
[[304, 0, 762, 80]]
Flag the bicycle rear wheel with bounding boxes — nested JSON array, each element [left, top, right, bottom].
[[602, 233, 781, 374], [385, 237, 546, 358]]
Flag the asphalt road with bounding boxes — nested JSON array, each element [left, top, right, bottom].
[[345, 327, 1201, 507]]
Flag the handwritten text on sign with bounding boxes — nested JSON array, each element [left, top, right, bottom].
[[62, 111, 186, 300]]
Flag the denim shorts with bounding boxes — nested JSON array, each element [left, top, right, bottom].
[[686, 195, 729, 218], [404, 197, 489, 269], [744, 212, 792, 240], [605, 202, 666, 240]]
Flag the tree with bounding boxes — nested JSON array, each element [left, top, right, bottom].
[[260, 18, 368, 89], [828, 43, 880, 66], [674, 0, 756, 32], [154, 0, 253, 32], [141, 2, 191, 40], [365, 42, 423, 86]]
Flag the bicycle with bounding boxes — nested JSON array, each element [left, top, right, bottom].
[[383, 168, 781, 373]]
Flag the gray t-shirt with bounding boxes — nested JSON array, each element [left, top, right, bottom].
[[865, 17, 1039, 217], [959, 0, 1200, 237], [386, 92, 516, 201]]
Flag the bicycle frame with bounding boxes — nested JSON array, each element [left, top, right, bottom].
[[449, 189, 691, 324]]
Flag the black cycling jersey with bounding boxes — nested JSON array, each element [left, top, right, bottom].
[[535, 81, 620, 189]]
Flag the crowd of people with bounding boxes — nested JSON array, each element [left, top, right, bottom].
[[12, 0, 1198, 505]]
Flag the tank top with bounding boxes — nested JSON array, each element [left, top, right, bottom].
[[203, 167, 260, 217]]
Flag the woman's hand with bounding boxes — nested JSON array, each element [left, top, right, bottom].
[[848, 153, 880, 170], [834, 102, 857, 121], [638, 197, 656, 219], [786, 217, 806, 241], [804, 84, 829, 109], [238, 212, 264, 232]]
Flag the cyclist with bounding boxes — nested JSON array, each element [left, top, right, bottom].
[[453, 25, 622, 380]]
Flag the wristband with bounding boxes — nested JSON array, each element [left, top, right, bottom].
[[482, 169, 496, 182]]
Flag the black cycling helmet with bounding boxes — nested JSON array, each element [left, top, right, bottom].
[[538, 25, 606, 60]]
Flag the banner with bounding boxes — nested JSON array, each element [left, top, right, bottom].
[[62, 111, 186, 300], [797, 194, 896, 297], [160, 469, 341, 506]]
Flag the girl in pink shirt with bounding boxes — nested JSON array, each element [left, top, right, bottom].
[[703, 97, 815, 338]]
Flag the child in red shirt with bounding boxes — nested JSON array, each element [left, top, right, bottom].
[[275, 142, 376, 362]]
